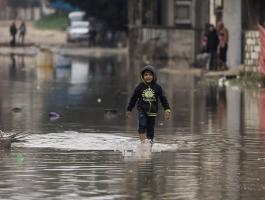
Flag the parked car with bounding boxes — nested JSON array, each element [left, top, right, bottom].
[[68, 11, 86, 24], [66, 21, 90, 43]]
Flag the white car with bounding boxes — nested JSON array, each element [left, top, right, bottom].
[[68, 11, 86, 23], [66, 21, 90, 43]]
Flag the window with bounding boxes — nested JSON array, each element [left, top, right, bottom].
[[175, 0, 192, 26]]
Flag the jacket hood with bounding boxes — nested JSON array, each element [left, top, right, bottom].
[[140, 65, 157, 83]]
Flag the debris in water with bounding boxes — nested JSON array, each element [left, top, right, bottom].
[[49, 112, 60, 121], [104, 109, 118, 119], [11, 107, 22, 112], [16, 153, 25, 164], [0, 130, 29, 149]]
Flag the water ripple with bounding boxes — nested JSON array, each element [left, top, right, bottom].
[[14, 131, 179, 154]]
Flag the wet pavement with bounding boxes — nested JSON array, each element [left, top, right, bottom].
[[1, 53, 265, 199]]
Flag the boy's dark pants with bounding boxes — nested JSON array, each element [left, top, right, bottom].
[[138, 111, 156, 140]]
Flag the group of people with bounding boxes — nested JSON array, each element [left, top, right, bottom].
[[196, 21, 229, 71], [10, 21, 26, 47]]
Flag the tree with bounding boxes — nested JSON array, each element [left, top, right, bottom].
[[51, 0, 128, 31]]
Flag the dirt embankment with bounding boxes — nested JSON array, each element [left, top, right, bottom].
[[0, 20, 67, 46], [0, 20, 128, 57]]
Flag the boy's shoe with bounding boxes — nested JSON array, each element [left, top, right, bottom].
[[148, 139, 154, 145]]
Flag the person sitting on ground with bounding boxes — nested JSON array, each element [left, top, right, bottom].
[[195, 35, 210, 69]]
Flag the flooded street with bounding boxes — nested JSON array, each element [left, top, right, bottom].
[[1, 54, 265, 200]]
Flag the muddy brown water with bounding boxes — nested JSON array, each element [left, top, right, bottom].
[[0, 54, 265, 200]]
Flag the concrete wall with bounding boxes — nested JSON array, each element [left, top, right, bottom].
[[132, 27, 193, 69], [223, 0, 242, 68], [2, 6, 41, 20], [193, 0, 210, 59], [128, 0, 209, 69]]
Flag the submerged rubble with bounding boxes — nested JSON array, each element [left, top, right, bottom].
[[0, 130, 28, 149]]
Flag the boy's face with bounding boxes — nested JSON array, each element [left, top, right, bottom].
[[143, 71, 153, 83]]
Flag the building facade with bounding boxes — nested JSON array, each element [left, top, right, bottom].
[[241, 0, 265, 72], [210, 0, 264, 72], [129, 0, 265, 73], [0, 0, 54, 21], [128, 0, 210, 69]]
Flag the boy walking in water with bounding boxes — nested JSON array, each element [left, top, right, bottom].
[[126, 65, 171, 143]]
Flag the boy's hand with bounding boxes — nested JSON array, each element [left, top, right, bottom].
[[126, 111, 131, 119], [164, 110, 171, 120]]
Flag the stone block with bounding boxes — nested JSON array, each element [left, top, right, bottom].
[[254, 45, 260, 52], [245, 52, 250, 59], [246, 39, 252, 45], [251, 52, 256, 59]]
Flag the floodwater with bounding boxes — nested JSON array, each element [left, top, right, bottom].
[[0, 53, 265, 200]]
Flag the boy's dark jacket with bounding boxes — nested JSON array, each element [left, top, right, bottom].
[[126, 65, 170, 116]]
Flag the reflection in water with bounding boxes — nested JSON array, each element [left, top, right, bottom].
[[259, 90, 265, 155], [9, 53, 16, 77], [8, 54, 28, 81], [1, 54, 265, 199], [36, 48, 54, 68], [70, 59, 89, 84], [8, 54, 18, 83]]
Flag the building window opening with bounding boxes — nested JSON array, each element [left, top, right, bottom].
[[175, 0, 192, 28]]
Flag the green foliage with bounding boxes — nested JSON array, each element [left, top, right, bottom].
[[234, 72, 265, 89], [35, 12, 68, 30], [198, 72, 265, 89], [197, 78, 219, 88]]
